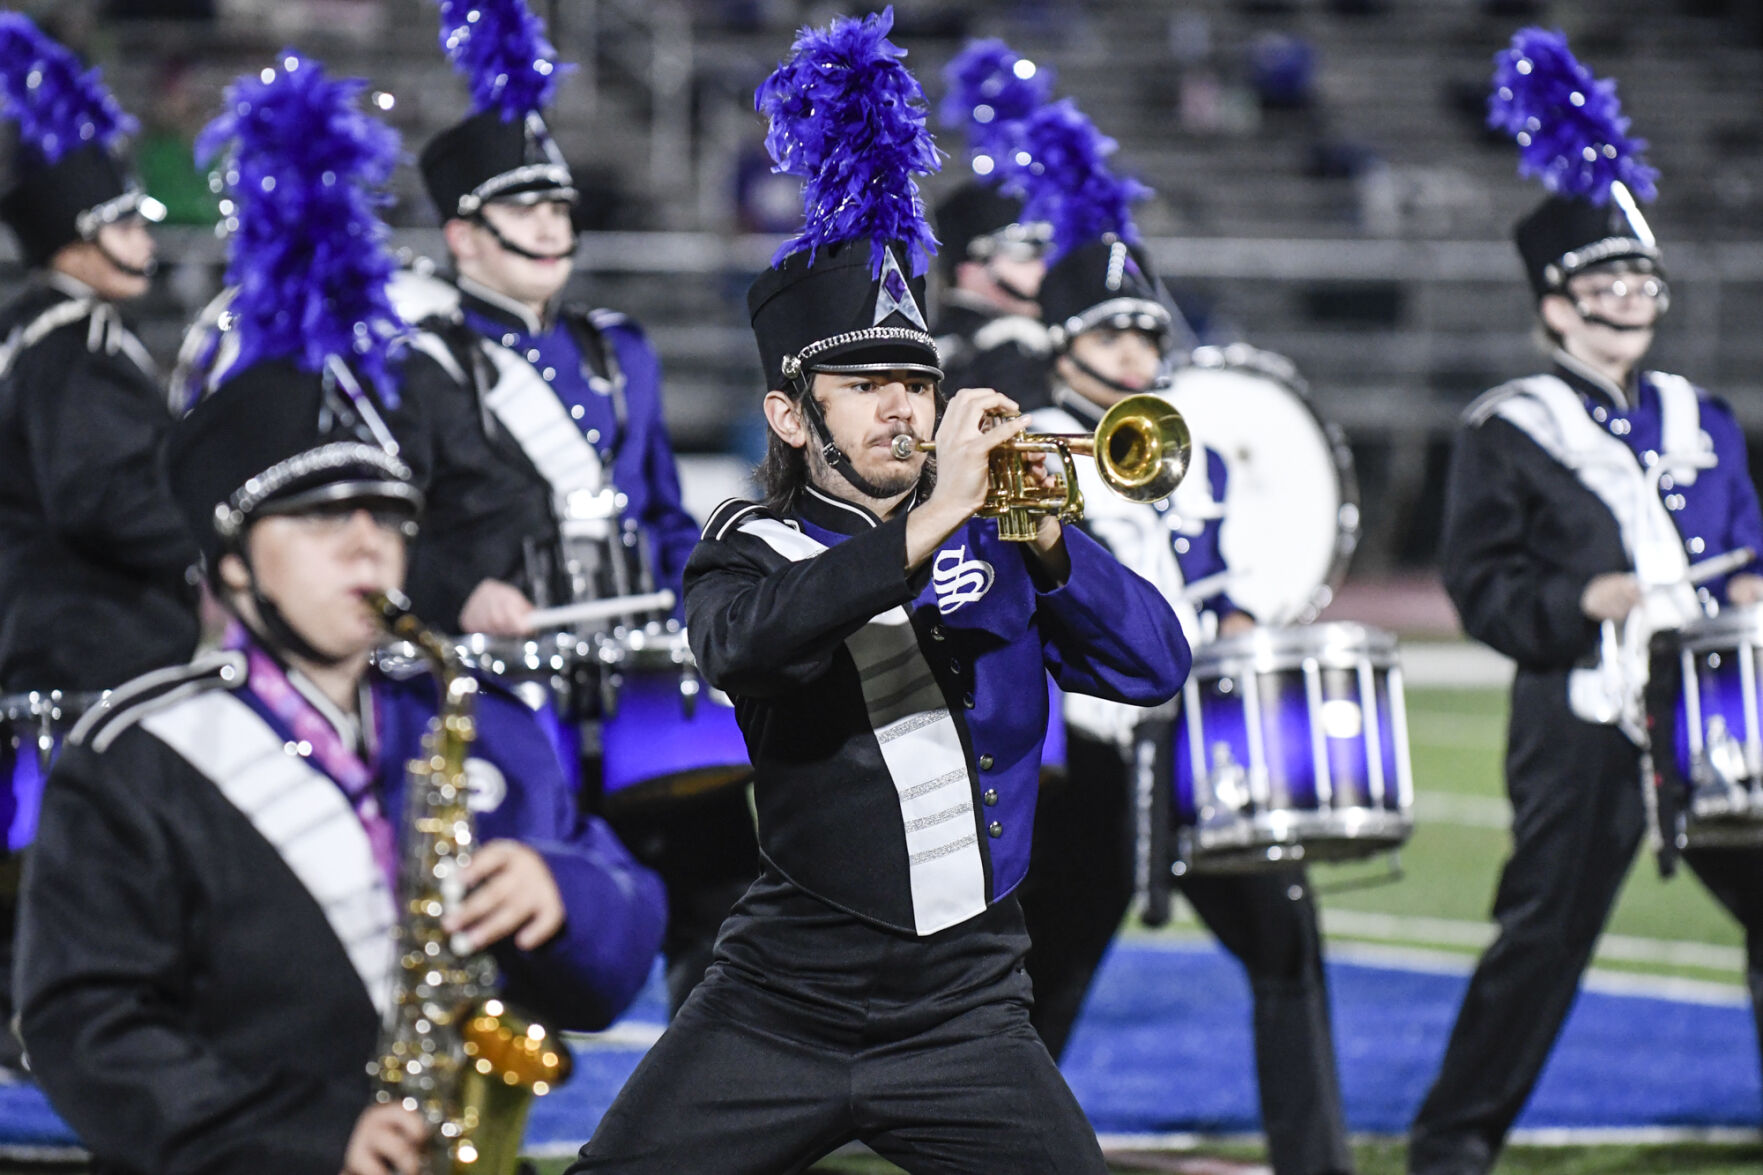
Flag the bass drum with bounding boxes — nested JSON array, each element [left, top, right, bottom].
[[1161, 344, 1359, 625]]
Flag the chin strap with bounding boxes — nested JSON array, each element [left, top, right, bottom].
[[791, 378, 904, 500], [1572, 304, 1660, 334], [473, 213, 578, 262], [1063, 348, 1155, 397], [95, 240, 155, 280], [986, 262, 1038, 306], [232, 546, 350, 668]]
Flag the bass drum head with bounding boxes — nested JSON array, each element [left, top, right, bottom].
[[1162, 345, 1359, 625]]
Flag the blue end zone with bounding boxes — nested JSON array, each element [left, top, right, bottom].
[[3, 941, 1755, 1151]]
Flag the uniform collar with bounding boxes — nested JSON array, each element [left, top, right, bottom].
[[1552, 347, 1636, 413], [797, 482, 917, 535], [457, 274, 555, 336], [43, 271, 99, 303]]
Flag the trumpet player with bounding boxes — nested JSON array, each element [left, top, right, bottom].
[[1009, 100, 1354, 1175], [572, 13, 1186, 1172], [13, 55, 666, 1175]]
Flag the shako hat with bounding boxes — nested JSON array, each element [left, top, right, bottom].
[[1003, 98, 1168, 350], [0, 14, 164, 269], [419, 0, 575, 220], [1489, 28, 1663, 299], [174, 51, 414, 574], [746, 7, 943, 392], [932, 40, 1055, 279]]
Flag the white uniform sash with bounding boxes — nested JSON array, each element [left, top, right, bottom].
[[1486, 374, 1704, 734], [739, 516, 987, 936], [140, 691, 398, 1015], [479, 339, 606, 514]]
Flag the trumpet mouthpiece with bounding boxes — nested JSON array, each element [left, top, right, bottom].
[[890, 434, 920, 460]]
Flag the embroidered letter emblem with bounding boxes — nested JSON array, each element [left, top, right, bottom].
[[464, 757, 507, 813], [932, 546, 995, 615]]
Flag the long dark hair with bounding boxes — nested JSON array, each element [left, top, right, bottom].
[[756, 419, 811, 515]]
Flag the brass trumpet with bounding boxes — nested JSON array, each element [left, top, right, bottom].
[[891, 393, 1191, 541]]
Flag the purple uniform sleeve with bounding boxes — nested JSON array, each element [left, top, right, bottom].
[[471, 690, 667, 1031], [1033, 525, 1190, 704]]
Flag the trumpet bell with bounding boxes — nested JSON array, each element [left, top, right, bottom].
[[1093, 394, 1191, 503]]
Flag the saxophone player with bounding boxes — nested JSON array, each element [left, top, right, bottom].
[[12, 54, 666, 1175]]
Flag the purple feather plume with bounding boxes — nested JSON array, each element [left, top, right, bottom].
[[0, 12, 135, 164], [940, 39, 1053, 176], [1487, 27, 1657, 203], [196, 51, 405, 402], [434, 0, 567, 122], [755, 6, 941, 277], [1005, 98, 1150, 264]]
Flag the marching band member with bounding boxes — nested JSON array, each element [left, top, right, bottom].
[[398, 0, 752, 1013], [14, 56, 665, 1175], [930, 41, 1057, 412], [401, 0, 698, 634], [1410, 31, 1763, 1174], [1011, 97, 1354, 1175], [0, 12, 195, 1073], [571, 13, 1187, 1171], [0, 14, 196, 696]]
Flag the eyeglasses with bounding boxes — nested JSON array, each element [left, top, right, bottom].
[[1573, 276, 1668, 306], [275, 502, 419, 537]]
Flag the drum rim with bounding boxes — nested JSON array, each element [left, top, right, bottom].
[[1167, 344, 1361, 625], [1190, 621, 1399, 672], [0, 689, 106, 722], [1663, 605, 1763, 653]]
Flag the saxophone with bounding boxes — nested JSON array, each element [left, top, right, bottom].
[[365, 589, 572, 1174]]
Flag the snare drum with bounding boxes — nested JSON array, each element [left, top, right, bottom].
[[2, 691, 101, 852], [1647, 608, 1763, 850], [1162, 345, 1359, 625], [453, 631, 596, 791], [596, 623, 752, 812], [1172, 623, 1412, 872]]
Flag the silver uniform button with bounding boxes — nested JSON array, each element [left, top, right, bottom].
[[1688, 537, 1706, 554], [501, 333, 518, 347], [988, 821, 1003, 838], [527, 348, 542, 363], [983, 789, 999, 806], [570, 405, 585, 420], [977, 753, 994, 770], [962, 692, 976, 709], [587, 429, 602, 444], [542, 366, 557, 381], [1592, 406, 1608, 423]]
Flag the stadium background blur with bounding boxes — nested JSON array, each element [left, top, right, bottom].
[[7, 1, 1763, 1170]]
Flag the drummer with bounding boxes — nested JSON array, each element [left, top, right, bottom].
[[1411, 31, 1763, 1175], [1011, 101, 1355, 1175], [394, 0, 752, 1014]]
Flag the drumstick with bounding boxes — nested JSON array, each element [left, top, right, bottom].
[[522, 590, 677, 633], [1686, 547, 1755, 586]]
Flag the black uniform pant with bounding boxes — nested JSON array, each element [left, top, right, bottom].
[[1020, 731, 1354, 1175], [1408, 671, 1763, 1175], [572, 873, 1109, 1175]]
